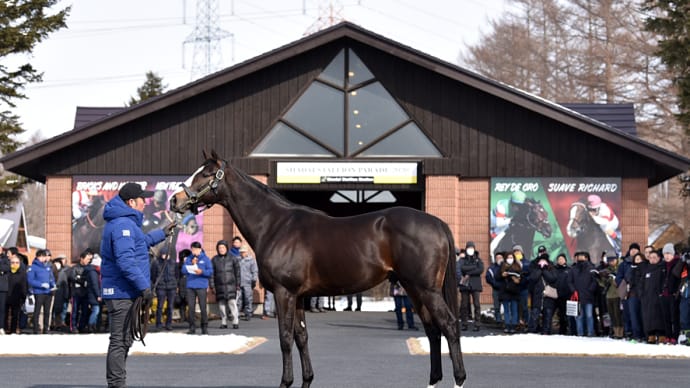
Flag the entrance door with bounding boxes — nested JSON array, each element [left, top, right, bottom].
[[279, 190, 422, 217]]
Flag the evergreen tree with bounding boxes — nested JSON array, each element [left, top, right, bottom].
[[0, 0, 69, 211], [643, 0, 690, 133], [127, 71, 167, 106]]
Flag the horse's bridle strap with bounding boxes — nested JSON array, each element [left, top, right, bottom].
[[178, 160, 227, 213]]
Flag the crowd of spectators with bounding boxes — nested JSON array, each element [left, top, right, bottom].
[[477, 241, 690, 345]]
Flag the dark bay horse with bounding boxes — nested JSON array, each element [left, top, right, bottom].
[[170, 150, 466, 388], [493, 198, 552, 257], [566, 198, 614, 265]]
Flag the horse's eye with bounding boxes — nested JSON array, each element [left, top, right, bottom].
[[201, 171, 213, 177]]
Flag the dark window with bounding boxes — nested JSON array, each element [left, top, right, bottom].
[[250, 48, 442, 159], [252, 122, 335, 157]]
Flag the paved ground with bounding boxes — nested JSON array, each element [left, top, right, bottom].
[[2, 311, 687, 387]]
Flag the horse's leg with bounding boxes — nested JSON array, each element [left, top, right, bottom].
[[408, 298, 443, 388], [414, 289, 466, 388], [274, 287, 298, 388], [293, 302, 314, 388]]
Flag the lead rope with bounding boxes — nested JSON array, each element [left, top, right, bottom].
[[127, 232, 174, 346]]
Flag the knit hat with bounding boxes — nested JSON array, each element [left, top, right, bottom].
[[466, 241, 475, 249], [662, 243, 675, 255], [239, 245, 249, 253], [512, 245, 523, 252]]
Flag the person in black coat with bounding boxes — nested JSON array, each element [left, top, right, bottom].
[[0, 249, 9, 335], [210, 240, 241, 329], [4, 253, 27, 334], [568, 251, 598, 337], [553, 254, 572, 335], [528, 252, 558, 334], [150, 247, 179, 331], [458, 241, 484, 331], [639, 249, 667, 343]]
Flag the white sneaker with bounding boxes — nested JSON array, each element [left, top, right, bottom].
[[0, 328, 5, 335]]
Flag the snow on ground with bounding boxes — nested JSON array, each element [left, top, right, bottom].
[[2, 298, 689, 358], [411, 334, 690, 358]]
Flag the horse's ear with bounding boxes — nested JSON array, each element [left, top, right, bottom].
[[202, 149, 210, 160], [210, 149, 220, 160]]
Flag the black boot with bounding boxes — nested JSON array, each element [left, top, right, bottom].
[[201, 325, 208, 335], [187, 326, 196, 335]]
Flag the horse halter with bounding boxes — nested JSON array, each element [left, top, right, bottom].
[[178, 159, 227, 214]]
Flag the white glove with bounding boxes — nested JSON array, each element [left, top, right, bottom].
[[41, 282, 50, 289]]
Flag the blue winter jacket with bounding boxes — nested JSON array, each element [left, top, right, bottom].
[[100, 195, 166, 299], [182, 251, 213, 289], [27, 259, 56, 295]]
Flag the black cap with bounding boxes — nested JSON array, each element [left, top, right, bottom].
[[538, 245, 547, 253], [119, 182, 154, 201], [466, 241, 475, 249], [629, 243, 640, 251]]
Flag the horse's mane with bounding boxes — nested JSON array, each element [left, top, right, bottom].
[[220, 160, 328, 216]]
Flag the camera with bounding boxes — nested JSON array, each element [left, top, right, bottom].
[[682, 252, 690, 264]]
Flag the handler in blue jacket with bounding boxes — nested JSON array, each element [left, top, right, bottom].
[[181, 241, 213, 334], [100, 182, 175, 388]]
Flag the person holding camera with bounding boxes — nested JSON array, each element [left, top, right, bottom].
[[458, 241, 484, 331]]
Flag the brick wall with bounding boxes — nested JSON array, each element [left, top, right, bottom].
[[45, 176, 73, 260], [621, 178, 648, 250]]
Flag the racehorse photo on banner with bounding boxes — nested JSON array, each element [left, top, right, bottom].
[[72, 176, 202, 260], [490, 177, 622, 264]]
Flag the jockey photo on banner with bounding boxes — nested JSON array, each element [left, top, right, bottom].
[[71, 176, 202, 259], [490, 177, 622, 264]]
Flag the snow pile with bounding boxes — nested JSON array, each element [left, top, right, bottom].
[[411, 333, 690, 358]]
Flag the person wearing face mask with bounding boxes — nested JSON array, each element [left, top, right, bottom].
[[568, 251, 598, 337], [512, 245, 530, 331], [528, 249, 558, 334], [625, 252, 646, 343], [457, 241, 484, 331], [27, 249, 56, 334], [616, 242, 640, 340], [499, 252, 521, 334], [485, 252, 505, 326], [639, 249, 668, 344], [50, 254, 70, 332], [553, 254, 572, 335], [4, 251, 27, 334]]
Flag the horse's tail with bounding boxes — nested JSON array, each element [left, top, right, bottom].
[[441, 222, 459, 320]]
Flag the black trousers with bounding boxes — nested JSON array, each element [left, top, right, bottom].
[[186, 288, 208, 328], [0, 292, 6, 331], [106, 299, 134, 388], [33, 294, 52, 333], [460, 290, 481, 325]]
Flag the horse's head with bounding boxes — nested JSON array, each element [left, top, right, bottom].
[[525, 198, 552, 238], [170, 150, 227, 215], [566, 200, 589, 238]]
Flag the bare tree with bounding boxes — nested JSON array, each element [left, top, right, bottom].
[[460, 0, 688, 233]]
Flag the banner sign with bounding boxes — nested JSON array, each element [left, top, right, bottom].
[[490, 177, 622, 264], [72, 176, 203, 261], [276, 162, 418, 184]]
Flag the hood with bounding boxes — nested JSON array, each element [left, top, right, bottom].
[[103, 195, 143, 226]]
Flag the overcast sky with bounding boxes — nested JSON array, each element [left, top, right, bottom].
[[11, 0, 511, 142]]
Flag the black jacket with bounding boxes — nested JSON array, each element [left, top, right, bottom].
[[568, 260, 598, 304], [151, 257, 179, 291], [7, 265, 27, 304], [0, 255, 10, 292], [210, 254, 241, 300], [529, 264, 558, 307], [638, 261, 666, 334], [458, 254, 484, 292]]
